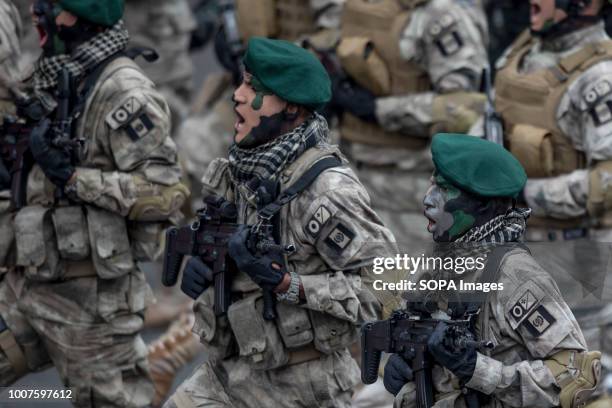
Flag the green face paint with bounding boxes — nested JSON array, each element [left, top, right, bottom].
[[250, 76, 273, 110]]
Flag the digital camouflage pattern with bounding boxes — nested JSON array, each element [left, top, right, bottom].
[[342, 0, 488, 252], [164, 140, 395, 407]]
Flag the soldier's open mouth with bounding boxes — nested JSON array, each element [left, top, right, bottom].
[[36, 25, 48, 47], [530, 2, 541, 18], [234, 109, 245, 131]]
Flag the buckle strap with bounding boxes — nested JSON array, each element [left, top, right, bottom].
[[0, 316, 28, 376]]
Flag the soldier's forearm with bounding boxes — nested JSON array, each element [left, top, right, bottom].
[[523, 170, 589, 219], [375, 92, 435, 136]]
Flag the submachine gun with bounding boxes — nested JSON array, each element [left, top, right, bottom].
[[361, 309, 494, 408], [163, 194, 279, 320], [482, 66, 504, 146]]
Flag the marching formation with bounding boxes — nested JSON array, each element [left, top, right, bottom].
[[0, 1, 611, 408]]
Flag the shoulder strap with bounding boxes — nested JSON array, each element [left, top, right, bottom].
[[548, 40, 612, 84], [71, 47, 159, 121], [257, 155, 343, 220]]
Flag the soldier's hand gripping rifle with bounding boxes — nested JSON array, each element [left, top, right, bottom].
[[0, 73, 45, 210], [163, 194, 239, 317], [361, 310, 494, 408], [482, 67, 504, 145]]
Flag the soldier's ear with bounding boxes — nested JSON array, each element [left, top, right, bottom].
[[283, 103, 300, 121]]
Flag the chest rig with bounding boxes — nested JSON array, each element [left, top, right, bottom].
[[338, 0, 432, 149], [235, 0, 317, 42], [496, 31, 612, 179]]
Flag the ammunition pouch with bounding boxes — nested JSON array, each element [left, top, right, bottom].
[[52, 206, 90, 261], [127, 179, 190, 222], [14, 206, 63, 281], [227, 293, 289, 370], [235, 0, 277, 40], [544, 350, 601, 408], [128, 221, 166, 262], [507, 124, 586, 178], [192, 286, 235, 362], [337, 36, 390, 96], [310, 310, 358, 354], [276, 302, 314, 348], [587, 161, 612, 218]]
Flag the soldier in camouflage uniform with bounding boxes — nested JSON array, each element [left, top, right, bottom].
[[0, 1, 189, 406], [175, 0, 345, 211], [123, 0, 197, 132], [491, 0, 612, 402], [164, 37, 394, 408], [385, 134, 599, 408], [329, 0, 489, 252]]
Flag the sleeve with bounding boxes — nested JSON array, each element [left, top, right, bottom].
[[525, 61, 612, 219], [71, 84, 189, 221], [294, 172, 396, 323], [309, 0, 345, 30], [465, 272, 587, 407], [375, 0, 489, 136]]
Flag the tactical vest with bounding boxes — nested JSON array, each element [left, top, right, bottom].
[[495, 31, 612, 227], [338, 0, 431, 149], [235, 0, 317, 42]]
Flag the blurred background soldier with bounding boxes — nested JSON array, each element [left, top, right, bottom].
[[123, 0, 197, 134], [0, 0, 21, 117], [493, 0, 612, 404], [482, 0, 530, 69], [0, 0, 188, 406], [329, 0, 488, 254]]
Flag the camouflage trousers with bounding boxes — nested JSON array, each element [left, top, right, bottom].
[[164, 349, 359, 408], [0, 267, 154, 407]]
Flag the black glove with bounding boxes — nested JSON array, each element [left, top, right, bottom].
[[383, 354, 414, 396], [29, 118, 74, 187], [228, 225, 286, 291], [0, 157, 9, 190], [427, 321, 477, 384], [180, 257, 214, 300], [331, 79, 377, 123]]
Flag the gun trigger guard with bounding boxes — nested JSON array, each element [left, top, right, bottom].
[[191, 220, 200, 231]]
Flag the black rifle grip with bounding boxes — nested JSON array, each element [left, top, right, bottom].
[[361, 322, 382, 384], [162, 227, 183, 286], [262, 290, 276, 321], [413, 348, 434, 408]]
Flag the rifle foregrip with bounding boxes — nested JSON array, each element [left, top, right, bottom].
[[361, 323, 382, 384], [162, 227, 183, 287]]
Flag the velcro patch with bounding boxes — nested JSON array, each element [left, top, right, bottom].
[[125, 113, 155, 141], [589, 101, 612, 127], [306, 205, 332, 238], [521, 305, 556, 337], [506, 280, 545, 329], [324, 223, 355, 253], [583, 79, 612, 107], [435, 31, 463, 56], [106, 96, 143, 130]]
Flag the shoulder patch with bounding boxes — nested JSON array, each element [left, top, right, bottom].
[[105, 96, 155, 140], [430, 13, 463, 56], [521, 305, 556, 337], [505, 280, 546, 329], [306, 205, 332, 238], [582, 79, 612, 126], [324, 223, 355, 253]]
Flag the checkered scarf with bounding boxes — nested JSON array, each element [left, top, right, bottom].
[[33, 21, 129, 96], [228, 113, 330, 186]]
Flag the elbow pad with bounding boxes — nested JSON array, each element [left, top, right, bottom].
[[544, 350, 601, 408], [128, 179, 190, 221]]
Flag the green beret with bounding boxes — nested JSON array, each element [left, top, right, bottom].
[[243, 37, 331, 111], [431, 133, 527, 198], [59, 0, 124, 27]]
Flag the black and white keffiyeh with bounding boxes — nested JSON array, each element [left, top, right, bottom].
[[33, 21, 129, 95], [228, 113, 330, 186]]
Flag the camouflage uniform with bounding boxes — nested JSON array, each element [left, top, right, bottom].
[[337, 0, 488, 252], [0, 23, 188, 408], [0, 0, 21, 116], [175, 0, 344, 211], [394, 246, 591, 407], [494, 21, 612, 397], [123, 0, 197, 130], [165, 140, 395, 408]]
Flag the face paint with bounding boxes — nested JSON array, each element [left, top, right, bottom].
[[237, 111, 287, 148], [423, 173, 499, 242], [250, 76, 273, 110]]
